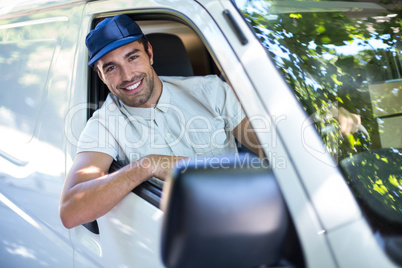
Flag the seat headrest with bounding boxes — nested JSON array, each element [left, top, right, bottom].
[[146, 33, 194, 77]]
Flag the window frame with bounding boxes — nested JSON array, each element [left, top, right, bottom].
[[86, 12, 224, 208]]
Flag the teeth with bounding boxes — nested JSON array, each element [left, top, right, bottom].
[[126, 80, 141, 91]]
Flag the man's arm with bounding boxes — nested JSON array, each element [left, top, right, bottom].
[[60, 152, 184, 229], [232, 117, 263, 157]]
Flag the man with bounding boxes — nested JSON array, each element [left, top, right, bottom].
[[60, 15, 360, 229], [59, 15, 259, 229]]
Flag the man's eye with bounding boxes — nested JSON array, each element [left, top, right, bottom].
[[106, 66, 116, 72], [129, 55, 138, 61]]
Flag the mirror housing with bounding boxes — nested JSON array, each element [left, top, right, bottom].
[[161, 154, 288, 268]]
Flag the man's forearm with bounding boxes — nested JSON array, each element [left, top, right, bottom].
[[60, 161, 150, 229]]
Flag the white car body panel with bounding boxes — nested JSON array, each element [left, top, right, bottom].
[[327, 218, 394, 267], [0, 3, 85, 266]]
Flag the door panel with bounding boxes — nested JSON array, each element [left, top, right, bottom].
[[0, 4, 85, 267], [71, 0, 272, 266]]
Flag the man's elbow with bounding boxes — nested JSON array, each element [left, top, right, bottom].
[[59, 204, 79, 229]]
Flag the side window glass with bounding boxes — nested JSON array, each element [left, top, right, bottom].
[[0, 18, 64, 163], [236, 0, 402, 234]]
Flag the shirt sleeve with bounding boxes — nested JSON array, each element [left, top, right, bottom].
[[76, 111, 119, 159]]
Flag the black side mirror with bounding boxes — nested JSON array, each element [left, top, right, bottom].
[[161, 154, 289, 268]]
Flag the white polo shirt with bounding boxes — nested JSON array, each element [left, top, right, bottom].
[[77, 75, 245, 163]]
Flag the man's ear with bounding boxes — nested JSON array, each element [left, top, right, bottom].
[[147, 42, 154, 66], [96, 67, 105, 83]]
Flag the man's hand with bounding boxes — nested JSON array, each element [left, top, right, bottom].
[[331, 107, 361, 136]]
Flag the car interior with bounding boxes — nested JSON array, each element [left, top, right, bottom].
[[88, 17, 220, 119], [85, 13, 306, 268]]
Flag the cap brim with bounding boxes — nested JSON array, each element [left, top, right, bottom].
[[88, 34, 143, 67]]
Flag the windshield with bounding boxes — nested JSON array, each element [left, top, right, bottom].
[[235, 0, 402, 233]]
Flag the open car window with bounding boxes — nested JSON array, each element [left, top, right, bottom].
[[88, 16, 258, 192], [235, 0, 402, 234], [88, 18, 220, 117]]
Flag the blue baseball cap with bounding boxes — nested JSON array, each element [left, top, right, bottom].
[[86, 15, 145, 68]]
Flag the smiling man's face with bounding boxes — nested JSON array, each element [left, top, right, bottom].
[[96, 41, 162, 108]]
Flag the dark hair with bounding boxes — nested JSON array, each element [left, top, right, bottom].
[[138, 36, 150, 58]]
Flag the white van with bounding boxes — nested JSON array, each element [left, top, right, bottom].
[[1, 0, 401, 267]]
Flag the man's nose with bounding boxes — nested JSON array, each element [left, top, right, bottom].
[[120, 65, 132, 81]]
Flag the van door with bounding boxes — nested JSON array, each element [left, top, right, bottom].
[[67, 0, 267, 266], [0, 4, 86, 267]]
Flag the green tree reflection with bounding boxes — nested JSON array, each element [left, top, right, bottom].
[[238, 0, 402, 228]]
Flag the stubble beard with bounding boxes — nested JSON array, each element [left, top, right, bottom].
[[120, 71, 155, 107]]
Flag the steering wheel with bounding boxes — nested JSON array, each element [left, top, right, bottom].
[[321, 123, 370, 139]]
